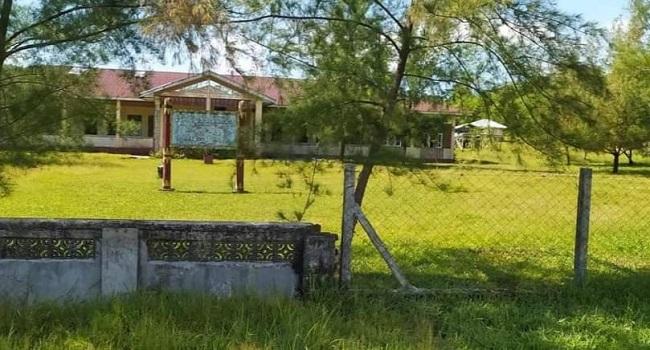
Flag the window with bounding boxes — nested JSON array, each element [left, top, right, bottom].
[[296, 126, 310, 143], [125, 115, 143, 136], [147, 115, 154, 137], [385, 135, 402, 147], [105, 119, 116, 135], [127, 115, 142, 123], [84, 120, 98, 135], [269, 123, 283, 142], [424, 133, 444, 148]]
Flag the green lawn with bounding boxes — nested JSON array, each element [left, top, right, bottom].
[[0, 150, 649, 349]]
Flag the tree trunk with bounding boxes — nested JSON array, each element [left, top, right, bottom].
[[624, 150, 634, 165], [352, 21, 411, 216], [0, 0, 14, 76], [612, 152, 620, 174], [354, 160, 375, 206]]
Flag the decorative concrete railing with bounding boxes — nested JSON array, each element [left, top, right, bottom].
[[259, 143, 454, 162], [0, 219, 337, 303], [83, 135, 154, 149]]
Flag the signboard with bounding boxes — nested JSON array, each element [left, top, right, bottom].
[[171, 111, 237, 148]]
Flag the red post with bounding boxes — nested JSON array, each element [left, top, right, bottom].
[[235, 100, 248, 193], [161, 98, 173, 191]]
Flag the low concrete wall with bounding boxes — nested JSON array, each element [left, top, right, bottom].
[[0, 219, 336, 303]]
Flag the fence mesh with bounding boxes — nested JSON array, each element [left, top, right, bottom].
[[590, 174, 650, 278], [341, 164, 650, 291], [155, 157, 650, 292]]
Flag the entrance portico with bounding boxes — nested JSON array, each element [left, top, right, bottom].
[[138, 71, 274, 153]]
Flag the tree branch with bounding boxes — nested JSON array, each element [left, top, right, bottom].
[[7, 20, 138, 56], [229, 14, 401, 52], [6, 3, 141, 44]]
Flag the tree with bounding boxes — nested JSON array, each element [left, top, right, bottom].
[[0, 0, 155, 154], [491, 0, 650, 173], [223, 0, 598, 203], [491, 65, 606, 164], [596, 0, 650, 172]]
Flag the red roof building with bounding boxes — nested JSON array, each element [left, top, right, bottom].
[[84, 68, 457, 162]]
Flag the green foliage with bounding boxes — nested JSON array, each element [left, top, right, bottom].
[[276, 159, 332, 222], [234, 0, 598, 162], [1, 288, 650, 349], [116, 119, 142, 138], [0, 66, 105, 151], [489, 0, 650, 172], [0, 1, 160, 191]]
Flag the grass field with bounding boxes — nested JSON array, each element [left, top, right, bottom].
[[0, 148, 649, 349]]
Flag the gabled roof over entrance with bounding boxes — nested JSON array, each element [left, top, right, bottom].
[[138, 71, 277, 104]]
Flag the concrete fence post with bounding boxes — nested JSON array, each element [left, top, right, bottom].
[[339, 163, 356, 288], [302, 233, 338, 293], [101, 227, 139, 296], [574, 167, 593, 287]]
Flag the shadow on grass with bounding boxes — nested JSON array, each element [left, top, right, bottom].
[[352, 246, 569, 292], [352, 245, 650, 297], [1, 151, 126, 169], [174, 189, 302, 195], [348, 245, 650, 348]]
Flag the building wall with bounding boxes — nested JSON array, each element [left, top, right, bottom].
[[119, 101, 156, 138], [91, 98, 456, 162]]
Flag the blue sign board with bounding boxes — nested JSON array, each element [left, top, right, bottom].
[[171, 111, 238, 148]]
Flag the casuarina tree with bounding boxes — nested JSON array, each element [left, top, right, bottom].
[[218, 0, 601, 203]]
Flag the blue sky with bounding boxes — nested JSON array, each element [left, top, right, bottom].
[[556, 0, 628, 28]]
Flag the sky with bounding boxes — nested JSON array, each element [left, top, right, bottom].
[[556, 0, 628, 28], [100, 0, 632, 74]]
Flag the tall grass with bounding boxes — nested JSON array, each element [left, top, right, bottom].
[[0, 285, 649, 349]]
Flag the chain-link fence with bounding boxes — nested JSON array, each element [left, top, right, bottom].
[[590, 173, 650, 285], [155, 157, 649, 292], [341, 164, 650, 292]]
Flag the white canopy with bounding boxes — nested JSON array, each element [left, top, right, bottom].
[[455, 119, 507, 130]]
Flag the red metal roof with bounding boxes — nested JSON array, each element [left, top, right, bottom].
[[94, 68, 292, 105], [95, 69, 187, 99], [94, 68, 460, 113]]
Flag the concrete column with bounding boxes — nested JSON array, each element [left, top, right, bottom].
[[153, 96, 161, 150], [97, 116, 108, 136], [115, 100, 121, 139], [101, 228, 139, 296], [450, 117, 456, 155], [302, 233, 337, 293], [254, 99, 263, 147]]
